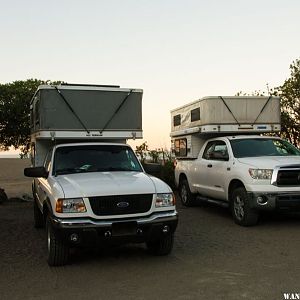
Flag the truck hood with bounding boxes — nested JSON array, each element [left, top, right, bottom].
[[55, 171, 158, 198], [237, 156, 300, 169]]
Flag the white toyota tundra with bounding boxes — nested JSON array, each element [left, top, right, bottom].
[[176, 135, 300, 226]]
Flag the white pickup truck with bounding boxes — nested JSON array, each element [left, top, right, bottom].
[[24, 84, 178, 266], [175, 135, 300, 226], [25, 142, 178, 266]]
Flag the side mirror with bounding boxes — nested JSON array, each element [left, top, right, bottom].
[[24, 166, 49, 178]]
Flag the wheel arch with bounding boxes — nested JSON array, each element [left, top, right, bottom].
[[228, 179, 245, 202], [178, 173, 188, 184], [43, 198, 53, 222]]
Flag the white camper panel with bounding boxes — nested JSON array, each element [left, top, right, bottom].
[[171, 96, 281, 137], [32, 138, 127, 167]]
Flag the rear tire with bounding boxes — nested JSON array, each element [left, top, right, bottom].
[[46, 216, 69, 266], [231, 187, 259, 226], [179, 179, 195, 206], [147, 234, 174, 256], [33, 200, 44, 228]]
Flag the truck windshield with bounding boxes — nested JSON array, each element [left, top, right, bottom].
[[230, 138, 300, 158], [53, 145, 143, 175]]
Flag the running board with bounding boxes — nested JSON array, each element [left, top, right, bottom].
[[196, 196, 229, 208]]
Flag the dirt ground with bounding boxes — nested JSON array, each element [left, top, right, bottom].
[[0, 159, 300, 300], [0, 158, 31, 198]]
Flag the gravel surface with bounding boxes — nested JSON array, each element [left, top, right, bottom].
[[1, 199, 300, 300]]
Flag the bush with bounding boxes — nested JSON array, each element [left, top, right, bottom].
[[160, 160, 176, 189], [142, 160, 175, 189]]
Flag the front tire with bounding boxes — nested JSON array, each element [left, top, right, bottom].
[[46, 216, 69, 266], [179, 179, 195, 206], [231, 187, 259, 226], [147, 234, 174, 256]]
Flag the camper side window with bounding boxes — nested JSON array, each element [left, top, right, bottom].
[[174, 139, 187, 157], [34, 99, 40, 126], [30, 105, 34, 129], [173, 114, 181, 126], [191, 108, 200, 122], [31, 143, 35, 166]]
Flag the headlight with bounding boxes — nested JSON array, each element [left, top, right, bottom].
[[248, 168, 273, 180], [155, 193, 175, 207], [56, 198, 87, 213]]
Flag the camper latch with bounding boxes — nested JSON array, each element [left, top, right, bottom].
[[50, 131, 56, 141]]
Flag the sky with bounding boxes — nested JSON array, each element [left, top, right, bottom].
[[1, 0, 300, 153]]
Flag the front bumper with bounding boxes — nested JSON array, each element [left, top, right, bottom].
[[248, 192, 300, 211], [49, 211, 178, 246]]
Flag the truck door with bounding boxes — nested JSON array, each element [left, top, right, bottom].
[[194, 140, 230, 200]]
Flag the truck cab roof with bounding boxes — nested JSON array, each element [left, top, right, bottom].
[[223, 135, 282, 141]]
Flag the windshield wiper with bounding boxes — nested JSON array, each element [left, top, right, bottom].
[[107, 167, 132, 171], [55, 168, 88, 175], [100, 167, 138, 172]]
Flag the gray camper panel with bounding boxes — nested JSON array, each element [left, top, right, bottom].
[[31, 85, 142, 134]]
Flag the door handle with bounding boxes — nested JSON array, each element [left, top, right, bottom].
[[207, 164, 212, 168]]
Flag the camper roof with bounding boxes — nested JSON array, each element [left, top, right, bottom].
[[36, 84, 143, 93], [170, 96, 276, 113], [170, 95, 281, 137]]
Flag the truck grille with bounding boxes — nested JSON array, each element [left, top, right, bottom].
[[89, 194, 153, 216], [272, 165, 300, 187]]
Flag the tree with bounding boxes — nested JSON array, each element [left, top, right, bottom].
[[135, 141, 149, 163], [148, 149, 159, 163], [237, 58, 300, 147], [275, 59, 300, 146], [0, 79, 62, 154]]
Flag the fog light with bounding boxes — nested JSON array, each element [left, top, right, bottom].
[[70, 233, 79, 243], [137, 228, 143, 235], [257, 196, 268, 205], [104, 231, 112, 238], [162, 225, 170, 234]]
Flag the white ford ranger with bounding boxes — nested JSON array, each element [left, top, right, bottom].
[[175, 135, 300, 226], [25, 142, 178, 266]]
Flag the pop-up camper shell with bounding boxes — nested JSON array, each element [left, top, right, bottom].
[[170, 96, 281, 158], [30, 84, 143, 166], [31, 84, 143, 140]]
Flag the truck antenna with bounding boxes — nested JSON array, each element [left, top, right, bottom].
[[266, 83, 270, 95]]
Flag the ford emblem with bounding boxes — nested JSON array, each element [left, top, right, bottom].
[[117, 201, 130, 208]]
